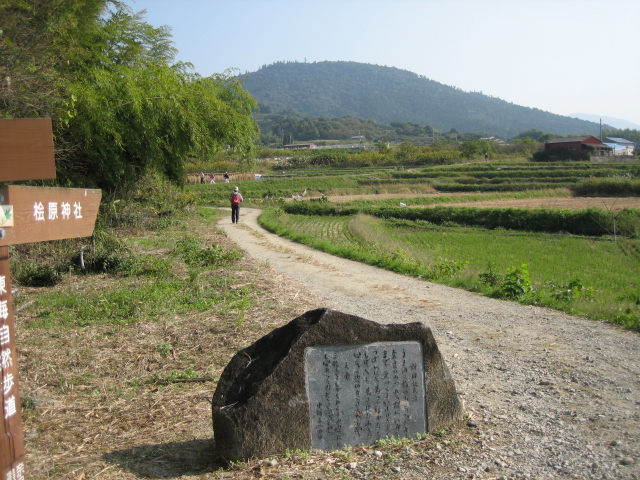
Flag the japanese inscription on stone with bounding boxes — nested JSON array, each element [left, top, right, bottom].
[[305, 341, 427, 450]]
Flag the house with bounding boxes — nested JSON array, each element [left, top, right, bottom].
[[544, 136, 612, 157], [604, 137, 635, 156]]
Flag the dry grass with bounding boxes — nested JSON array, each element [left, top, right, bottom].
[[13, 214, 324, 479]]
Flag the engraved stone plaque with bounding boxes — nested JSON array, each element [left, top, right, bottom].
[[305, 341, 427, 450]]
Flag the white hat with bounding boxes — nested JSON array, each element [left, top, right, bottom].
[[233, 186, 239, 191]]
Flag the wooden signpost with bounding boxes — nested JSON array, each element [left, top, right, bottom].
[[0, 118, 101, 480]]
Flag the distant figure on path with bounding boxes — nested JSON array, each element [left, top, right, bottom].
[[230, 186, 243, 224], [200, 172, 205, 184], [224, 172, 230, 183], [209, 173, 215, 184]]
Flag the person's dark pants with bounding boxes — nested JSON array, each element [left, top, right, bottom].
[[231, 205, 240, 223]]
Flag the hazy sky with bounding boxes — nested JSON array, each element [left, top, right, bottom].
[[123, 0, 640, 126]]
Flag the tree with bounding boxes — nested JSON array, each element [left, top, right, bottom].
[[460, 139, 493, 159], [377, 140, 390, 154], [395, 141, 419, 161], [513, 137, 541, 156], [1, 2, 259, 193], [0, 0, 107, 119]]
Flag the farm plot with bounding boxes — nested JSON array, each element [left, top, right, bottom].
[[259, 210, 640, 328]]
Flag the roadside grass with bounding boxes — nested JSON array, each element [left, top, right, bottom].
[[259, 209, 640, 329], [13, 206, 323, 479]]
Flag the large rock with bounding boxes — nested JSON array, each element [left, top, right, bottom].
[[212, 308, 463, 462]]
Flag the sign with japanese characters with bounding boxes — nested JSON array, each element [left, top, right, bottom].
[[0, 249, 25, 480], [0, 186, 101, 246], [0, 118, 101, 480], [305, 341, 427, 450]]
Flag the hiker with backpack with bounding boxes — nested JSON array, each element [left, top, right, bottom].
[[230, 186, 243, 224]]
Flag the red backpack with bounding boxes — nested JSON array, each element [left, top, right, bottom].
[[231, 193, 241, 205]]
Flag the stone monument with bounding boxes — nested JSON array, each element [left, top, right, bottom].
[[212, 308, 462, 462]]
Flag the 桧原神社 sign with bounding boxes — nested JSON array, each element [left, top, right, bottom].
[[0, 185, 101, 246], [1, 117, 101, 480]]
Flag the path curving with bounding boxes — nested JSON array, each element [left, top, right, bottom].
[[219, 207, 640, 479]]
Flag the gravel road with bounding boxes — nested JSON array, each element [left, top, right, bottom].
[[219, 208, 640, 480]]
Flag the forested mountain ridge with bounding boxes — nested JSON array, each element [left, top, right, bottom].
[[240, 61, 606, 138]]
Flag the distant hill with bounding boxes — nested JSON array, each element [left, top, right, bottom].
[[241, 61, 610, 138], [570, 113, 640, 131]]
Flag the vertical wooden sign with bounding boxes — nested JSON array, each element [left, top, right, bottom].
[[0, 249, 24, 480]]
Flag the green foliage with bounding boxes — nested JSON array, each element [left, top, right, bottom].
[[101, 171, 196, 231], [150, 368, 200, 385], [428, 258, 469, 280], [478, 263, 535, 299], [63, 61, 258, 191], [500, 264, 533, 299], [377, 140, 391, 154], [0, 0, 106, 119], [548, 279, 593, 302], [602, 128, 640, 143], [513, 129, 556, 142], [155, 342, 172, 357], [395, 141, 419, 161], [284, 202, 640, 238], [460, 139, 493, 159]]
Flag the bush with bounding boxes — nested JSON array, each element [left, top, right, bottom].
[[13, 263, 63, 287], [101, 171, 196, 232], [73, 230, 133, 274]]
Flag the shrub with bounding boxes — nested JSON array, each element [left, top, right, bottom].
[[13, 263, 62, 287], [74, 230, 132, 274]]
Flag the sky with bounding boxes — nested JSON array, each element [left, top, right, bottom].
[[122, 0, 640, 127]]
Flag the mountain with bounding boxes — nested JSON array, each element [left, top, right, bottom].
[[241, 61, 610, 139], [569, 113, 640, 131]]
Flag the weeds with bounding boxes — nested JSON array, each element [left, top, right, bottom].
[[500, 264, 533, 299], [173, 236, 241, 267], [548, 279, 593, 302]]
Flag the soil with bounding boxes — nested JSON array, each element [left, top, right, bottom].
[[216, 207, 640, 479]]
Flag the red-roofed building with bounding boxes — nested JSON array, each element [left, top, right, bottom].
[[545, 136, 612, 157]]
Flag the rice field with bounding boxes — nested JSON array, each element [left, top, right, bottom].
[[259, 209, 640, 329]]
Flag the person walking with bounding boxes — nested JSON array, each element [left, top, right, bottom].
[[230, 186, 243, 224]]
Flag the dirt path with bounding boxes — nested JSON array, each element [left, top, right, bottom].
[[219, 208, 640, 479]]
